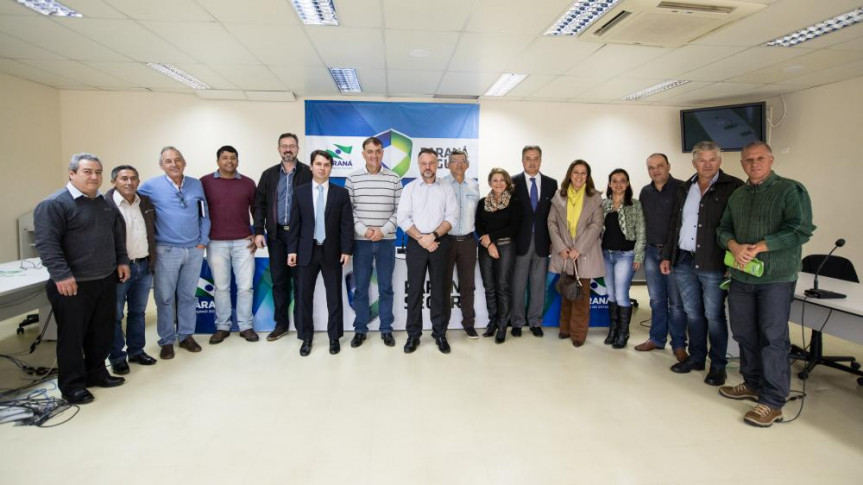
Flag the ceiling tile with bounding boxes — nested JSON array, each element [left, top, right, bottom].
[[196, 0, 299, 25], [502, 74, 555, 97], [63, 0, 127, 18], [224, 23, 322, 67], [579, 78, 667, 102], [527, 76, 606, 100], [567, 44, 670, 78], [208, 65, 287, 91], [505, 38, 602, 75], [669, 82, 768, 105], [385, 30, 459, 71], [143, 22, 256, 65], [337, 0, 383, 28], [269, 66, 339, 96], [437, 71, 500, 96], [776, 59, 863, 87], [465, 0, 571, 34], [387, 69, 443, 96], [63, 19, 197, 64], [0, 32, 65, 59], [637, 81, 714, 103], [793, 21, 863, 50], [174, 64, 237, 90], [828, 34, 863, 52], [623, 45, 747, 80], [19, 59, 134, 88], [0, 58, 88, 88], [728, 49, 863, 84], [306, 27, 385, 69], [101, 0, 213, 21], [83, 61, 196, 89], [448, 32, 534, 72], [681, 47, 810, 82], [0, 17, 128, 61], [383, 0, 475, 31], [353, 68, 387, 95]]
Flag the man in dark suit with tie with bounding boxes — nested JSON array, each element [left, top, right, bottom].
[[288, 150, 353, 356], [510, 145, 558, 338]]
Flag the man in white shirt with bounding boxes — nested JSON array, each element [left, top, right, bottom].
[[105, 165, 158, 375], [397, 148, 459, 354]]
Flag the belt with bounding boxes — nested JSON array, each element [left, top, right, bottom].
[[315, 241, 324, 246], [649, 243, 664, 248], [129, 257, 148, 265], [278, 225, 291, 231], [449, 234, 474, 242]]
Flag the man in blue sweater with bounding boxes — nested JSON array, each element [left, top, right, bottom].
[[139, 146, 211, 359]]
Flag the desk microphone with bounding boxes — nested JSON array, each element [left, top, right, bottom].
[[804, 238, 847, 299]]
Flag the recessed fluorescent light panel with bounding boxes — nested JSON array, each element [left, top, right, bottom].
[[16, 0, 82, 17], [484, 74, 527, 97], [291, 0, 339, 25], [763, 7, 863, 47], [623, 80, 690, 101], [329, 68, 361, 93], [546, 0, 622, 36], [147, 63, 210, 90]]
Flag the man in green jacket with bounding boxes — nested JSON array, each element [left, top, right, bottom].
[[717, 141, 815, 428]]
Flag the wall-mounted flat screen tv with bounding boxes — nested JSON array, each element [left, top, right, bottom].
[[680, 102, 766, 152]]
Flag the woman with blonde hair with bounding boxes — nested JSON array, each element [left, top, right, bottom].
[[547, 160, 604, 347]]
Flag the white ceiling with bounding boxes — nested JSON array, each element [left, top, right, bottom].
[[1, 0, 862, 106]]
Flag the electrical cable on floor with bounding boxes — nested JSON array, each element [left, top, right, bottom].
[[779, 297, 832, 425], [0, 353, 77, 427]]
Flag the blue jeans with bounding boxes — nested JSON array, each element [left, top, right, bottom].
[[673, 251, 728, 368], [643, 245, 686, 349], [351, 239, 395, 334], [207, 239, 255, 331], [603, 249, 635, 307], [154, 245, 204, 347], [110, 259, 152, 363], [728, 280, 794, 409]]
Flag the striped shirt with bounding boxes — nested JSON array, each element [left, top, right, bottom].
[[345, 165, 402, 240]]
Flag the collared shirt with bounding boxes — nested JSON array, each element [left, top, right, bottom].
[[522, 172, 544, 200], [312, 180, 329, 220], [213, 170, 244, 180], [397, 177, 458, 234], [166, 174, 184, 191], [113, 191, 149, 260], [639, 176, 681, 245], [345, 164, 402, 240], [66, 181, 102, 200], [679, 172, 719, 252], [277, 163, 296, 226], [443, 175, 478, 236]]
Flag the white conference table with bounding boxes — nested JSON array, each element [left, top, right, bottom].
[[0, 258, 56, 338], [790, 272, 863, 345]]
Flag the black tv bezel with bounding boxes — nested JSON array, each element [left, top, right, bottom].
[[680, 101, 767, 153]]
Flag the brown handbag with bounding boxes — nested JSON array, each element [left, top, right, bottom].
[[555, 258, 582, 301]]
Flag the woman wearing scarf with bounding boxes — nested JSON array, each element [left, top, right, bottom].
[[548, 160, 605, 347], [476, 168, 522, 343]]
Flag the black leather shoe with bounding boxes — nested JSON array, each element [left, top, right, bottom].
[[330, 339, 340, 354], [511, 327, 522, 337], [671, 358, 706, 374], [300, 340, 312, 356], [435, 336, 451, 354], [704, 367, 727, 386], [128, 352, 157, 366], [495, 326, 507, 344], [87, 374, 126, 388], [530, 326, 544, 337], [404, 336, 420, 353], [482, 324, 497, 337], [62, 388, 94, 405], [382, 332, 395, 347], [351, 333, 366, 348], [111, 360, 130, 375]]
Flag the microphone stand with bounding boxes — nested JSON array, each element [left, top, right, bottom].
[[804, 241, 846, 299]]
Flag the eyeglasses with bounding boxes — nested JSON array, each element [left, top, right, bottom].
[[176, 190, 187, 208]]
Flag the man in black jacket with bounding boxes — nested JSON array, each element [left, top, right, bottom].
[[661, 141, 743, 386], [105, 165, 158, 375], [510, 146, 558, 338], [253, 133, 312, 342]]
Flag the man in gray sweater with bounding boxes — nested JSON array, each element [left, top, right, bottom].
[[35, 153, 130, 405]]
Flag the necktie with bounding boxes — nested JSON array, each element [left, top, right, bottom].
[[314, 185, 325, 243], [530, 177, 538, 211]]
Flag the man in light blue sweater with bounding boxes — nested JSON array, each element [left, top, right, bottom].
[[139, 146, 211, 359]]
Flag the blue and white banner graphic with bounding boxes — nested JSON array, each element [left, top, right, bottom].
[[305, 100, 480, 179]]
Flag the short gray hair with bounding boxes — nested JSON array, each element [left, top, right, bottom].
[[692, 141, 721, 160], [159, 145, 185, 162], [69, 152, 102, 172]]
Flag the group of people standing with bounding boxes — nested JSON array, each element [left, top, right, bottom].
[[34, 133, 813, 429]]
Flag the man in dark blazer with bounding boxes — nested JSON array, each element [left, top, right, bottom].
[[510, 145, 558, 338], [287, 150, 353, 356]]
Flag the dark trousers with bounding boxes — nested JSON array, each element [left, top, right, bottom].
[[444, 236, 477, 329], [405, 237, 451, 339], [478, 239, 514, 328], [46, 274, 116, 395], [268, 228, 297, 330], [296, 245, 344, 342], [728, 280, 795, 409]]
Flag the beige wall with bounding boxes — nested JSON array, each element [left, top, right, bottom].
[[766, 76, 863, 271], [0, 75, 63, 262]]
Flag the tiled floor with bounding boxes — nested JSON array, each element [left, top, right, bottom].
[[2, 287, 862, 485]]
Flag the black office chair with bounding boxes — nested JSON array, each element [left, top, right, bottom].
[[791, 254, 861, 381]]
